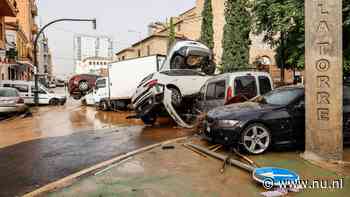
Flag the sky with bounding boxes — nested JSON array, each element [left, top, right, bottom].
[[37, 0, 196, 78]]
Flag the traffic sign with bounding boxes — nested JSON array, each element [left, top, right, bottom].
[[253, 167, 300, 187]]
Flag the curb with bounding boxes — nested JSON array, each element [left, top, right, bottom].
[[23, 136, 188, 197]]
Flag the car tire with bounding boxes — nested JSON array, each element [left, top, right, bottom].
[[240, 123, 271, 155], [141, 113, 157, 125], [73, 95, 81, 100], [202, 61, 216, 75], [49, 98, 59, 106], [78, 81, 89, 91], [169, 87, 182, 107], [101, 100, 109, 111]]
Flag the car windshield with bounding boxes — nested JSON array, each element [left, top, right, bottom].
[[257, 88, 304, 106], [0, 89, 18, 97]]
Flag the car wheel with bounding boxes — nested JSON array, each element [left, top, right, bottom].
[[141, 113, 157, 125], [169, 87, 182, 107], [78, 81, 89, 91], [201, 61, 216, 75], [101, 101, 109, 111], [240, 123, 271, 155], [73, 95, 81, 100], [49, 98, 59, 106]]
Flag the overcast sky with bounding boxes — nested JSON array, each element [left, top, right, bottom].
[[37, 0, 196, 78]]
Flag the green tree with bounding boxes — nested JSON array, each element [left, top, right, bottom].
[[253, 0, 350, 76], [168, 17, 176, 50], [221, 0, 252, 72], [200, 0, 214, 49]]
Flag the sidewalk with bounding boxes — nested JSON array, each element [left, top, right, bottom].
[[45, 138, 350, 197]]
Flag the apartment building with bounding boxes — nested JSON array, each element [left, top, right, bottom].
[[0, 0, 38, 81]]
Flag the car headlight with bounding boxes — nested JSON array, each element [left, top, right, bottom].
[[217, 120, 240, 128]]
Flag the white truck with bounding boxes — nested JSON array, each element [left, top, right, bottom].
[[93, 55, 165, 111]]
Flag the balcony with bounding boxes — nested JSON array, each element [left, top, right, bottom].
[[31, 3, 38, 16], [0, 0, 17, 17]]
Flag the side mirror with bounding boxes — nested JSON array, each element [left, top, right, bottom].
[[296, 101, 305, 110]]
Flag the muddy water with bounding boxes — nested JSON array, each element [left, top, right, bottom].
[[0, 96, 187, 148], [0, 89, 193, 197]]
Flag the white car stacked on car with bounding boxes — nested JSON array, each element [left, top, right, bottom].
[[132, 41, 216, 125]]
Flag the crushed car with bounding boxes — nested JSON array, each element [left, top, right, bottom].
[[68, 74, 100, 100], [202, 84, 350, 154], [132, 41, 215, 127]]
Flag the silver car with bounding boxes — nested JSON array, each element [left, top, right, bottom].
[[0, 87, 27, 114]]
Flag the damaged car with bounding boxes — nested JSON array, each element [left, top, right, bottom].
[[132, 40, 215, 126], [203, 85, 350, 154], [196, 71, 274, 112]]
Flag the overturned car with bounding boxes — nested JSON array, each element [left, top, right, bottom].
[[132, 41, 216, 127]]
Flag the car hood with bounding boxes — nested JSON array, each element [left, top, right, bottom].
[[207, 102, 281, 120]]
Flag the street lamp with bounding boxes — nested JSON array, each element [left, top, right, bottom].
[[33, 18, 97, 105]]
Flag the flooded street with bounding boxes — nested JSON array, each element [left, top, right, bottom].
[[0, 88, 192, 197]]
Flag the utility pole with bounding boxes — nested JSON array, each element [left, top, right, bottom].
[[33, 18, 97, 105]]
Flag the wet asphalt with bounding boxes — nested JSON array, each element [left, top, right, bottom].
[[0, 88, 191, 197]]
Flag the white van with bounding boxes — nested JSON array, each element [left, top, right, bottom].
[[0, 80, 67, 105], [197, 71, 274, 112]]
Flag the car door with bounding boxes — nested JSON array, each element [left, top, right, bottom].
[[343, 85, 350, 143], [11, 84, 31, 104], [204, 80, 226, 112], [289, 97, 306, 143], [38, 88, 50, 104], [162, 70, 208, 96]]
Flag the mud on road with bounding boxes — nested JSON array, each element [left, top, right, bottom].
[[0, 94, 193, 197]]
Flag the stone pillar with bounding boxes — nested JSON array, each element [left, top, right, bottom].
[[305, 0, 343, 160]]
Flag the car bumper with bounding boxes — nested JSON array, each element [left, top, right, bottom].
[[203, 122, 242, 146], [59, 97, 67, 104], [0, 104, 27, 113], [133, 85, 164, 115]]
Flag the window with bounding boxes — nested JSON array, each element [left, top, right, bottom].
[[96, 79, 106, 89], [177, 24, 181, 31], [206, 83, 215, 100], [13, 84, 29, 92], [206, 80, 226, 100], [259, 76, 272, 95], [234, 76, 257, 99], [138, 49, 141, 57], [344, 85, 350, 105], [147, 45, 151, 56], [263, 88, 304, 106]]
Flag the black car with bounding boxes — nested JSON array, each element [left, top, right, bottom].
[[203, 85, 350, 154]]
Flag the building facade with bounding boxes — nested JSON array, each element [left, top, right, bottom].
[[75, 57, 110, 76], [115, 34, 185, 61], [116, 0, 295, 83], [37, 33, 54, 82], [0, 0, 38, 81]]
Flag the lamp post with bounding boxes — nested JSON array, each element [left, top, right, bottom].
[[33, 18, 96, 105]]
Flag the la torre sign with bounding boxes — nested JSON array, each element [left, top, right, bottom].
[[305, 0, 343, 160]]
